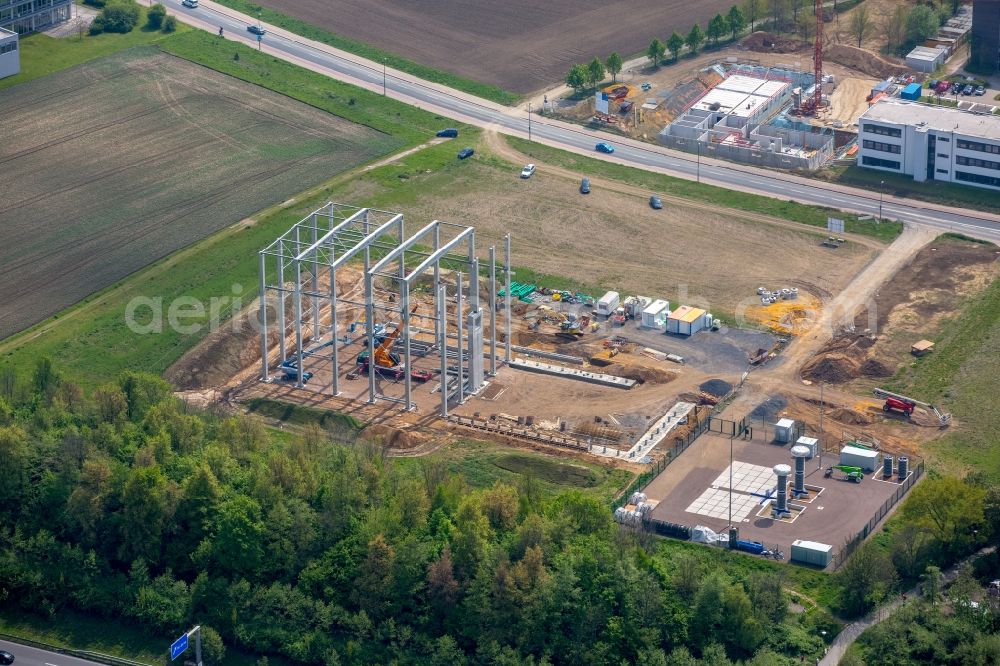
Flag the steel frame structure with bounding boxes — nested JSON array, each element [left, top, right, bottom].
[[259, 202, 512, 415]]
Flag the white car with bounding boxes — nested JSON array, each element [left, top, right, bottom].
[[520, 163, 536, 179], [182, 0, 199, 7]]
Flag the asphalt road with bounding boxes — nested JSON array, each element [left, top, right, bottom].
[[0, 639, 106, 666], [164, 1, 1000, 242]]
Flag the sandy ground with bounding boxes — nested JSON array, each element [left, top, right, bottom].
[[819, 76, 879, 128]]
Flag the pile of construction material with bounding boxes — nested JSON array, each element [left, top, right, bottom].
[[614, 492, 657, 525], [757, 286, 799, 305]]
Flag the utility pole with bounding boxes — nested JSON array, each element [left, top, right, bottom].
[[527, 102, 532, 141], [878, 180, 885, 222], [696, 142, 701, 183], [818, 382, 825, 470], [383, 59, 387, 95]]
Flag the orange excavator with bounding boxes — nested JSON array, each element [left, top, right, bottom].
[[357, 305, 433, 382]]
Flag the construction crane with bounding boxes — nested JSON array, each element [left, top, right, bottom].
[[873, 388, 952, 426], [795, 0, 825, 115], [357, 305, 432, 381]]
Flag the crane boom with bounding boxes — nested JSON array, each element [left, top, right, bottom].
[[873, 388, 952, 426], [372, 304, 419, 368]]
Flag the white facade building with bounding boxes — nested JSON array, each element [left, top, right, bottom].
[[0, 27, 17, 79], [858, 99, 1000, 191]]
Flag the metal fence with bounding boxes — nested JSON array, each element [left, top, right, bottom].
[[0, 632, 152, 666], [831, 460, 925, 569]]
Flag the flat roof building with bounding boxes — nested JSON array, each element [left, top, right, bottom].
[[666, 306, 707, 336], [858, 99, 1000, 191], [0, 27, 17, 79], [1, 0, 72, 33], [905, 45, 947, 72]]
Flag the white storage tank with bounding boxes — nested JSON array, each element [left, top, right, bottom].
[[791, 539, 833, 567], [840, 445, 879, 472], [641, 299, 670, 328], [795, 436, 818, 458]]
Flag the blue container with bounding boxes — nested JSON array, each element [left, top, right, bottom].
[[736, 540, 765, 555], [900, 83, 922, 101]]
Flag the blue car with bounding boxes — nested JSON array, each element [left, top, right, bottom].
[[457, 147, 474, 159], [595, 142, 615, 154]]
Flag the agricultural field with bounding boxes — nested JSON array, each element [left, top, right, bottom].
[[254, 0, 735, 93], [0, 46, 399, 339]]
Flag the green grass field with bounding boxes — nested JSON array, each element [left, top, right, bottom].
[[395, 438, 633, 504], [508, 138, 903, 243], [208, 0, 519, 105], [0, 7, 188, 91], [822, 165, 1000, 216]]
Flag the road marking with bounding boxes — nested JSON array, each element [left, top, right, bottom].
[[46, 661, 60, 665]]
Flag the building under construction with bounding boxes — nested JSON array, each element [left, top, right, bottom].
[[258, 202, 513, 417]]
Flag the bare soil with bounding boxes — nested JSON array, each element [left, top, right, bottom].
[[0, 49, 393, 339], [259, 0, 738, 94]]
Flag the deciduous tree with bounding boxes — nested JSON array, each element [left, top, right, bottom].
[[685, 24, 705, 55], [648, 38, 666, 67], [708, 14, 728, 46], [666, 32, 685, 61], [850, 4, 873, 48], [605, 52, 623, 82], [566, 63, 587, 92], [728, 5, 746, 40]]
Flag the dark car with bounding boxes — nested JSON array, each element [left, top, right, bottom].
[[950, 82, 962, 94], [649, 196, 663, 210], [595, 142, 615, 154], [0, 651, 14, 665], [580, 178, 590, 194], [436, 128, 459, 138], [457, 147, 474, 159], [963, 84, 974, 96], [247, 24, 266, 35]]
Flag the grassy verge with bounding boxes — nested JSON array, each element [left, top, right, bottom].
[[395, 438, 633, 504], [159, 31, 446, 143], [0, 8, 188, 91], [886, 264, 1000, 481], [821, 165, 1000, 216], [208, 0, 519, 106], [246, 397, 364, 432], [0, 608, 270, 666], [508, 137, 903, 243]]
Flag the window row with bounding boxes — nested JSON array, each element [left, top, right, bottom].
[[957, 139, 1000, 155], [863, 123, 902, 138], [0, 41, 15, 54], [863, 140, 901, 154], [956, 155, 1000, 171], [862, 156, 900, 170], [956, 171, 1000, 188]]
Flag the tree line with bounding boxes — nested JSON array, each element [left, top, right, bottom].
[[0, 359, 996, 665]]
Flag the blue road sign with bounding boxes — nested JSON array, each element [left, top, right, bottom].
[[257, 33, 263, 41], [170, 633, 189, 661]]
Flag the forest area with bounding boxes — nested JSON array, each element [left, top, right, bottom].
[[0, 359, 997, 665]]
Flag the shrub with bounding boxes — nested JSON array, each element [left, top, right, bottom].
[[146, 3, 166, 29], [97, 0, 141, 34], [162, 14, 177, 32], [88, 16, 105, 34]]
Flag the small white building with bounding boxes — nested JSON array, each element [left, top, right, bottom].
[[905, 45, 947, 72], [0, 28, 18, 80], [666, 305, 707, 335], [641, 299, 669, 328], [840, 445, 879, 472], [858, 99, 1000, 191]]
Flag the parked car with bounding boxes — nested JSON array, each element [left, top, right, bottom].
[[927, 79, 938, 89], [0, 651, 13, 665], [963, 84, 974, 96], [247, 24, 266, 35], [520, 163, 536, 178], [457, 147, 474, 159], [595, 142, 615, 154], [649, 196, 663, 210], [975, 86, 985, 96], [579, 178, 590, 194], [181, 0, 199, 7], [950, 82, 962, 94], [436, 128, 459, 138]]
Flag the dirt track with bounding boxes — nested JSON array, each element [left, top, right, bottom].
[[259, 0, 736, 94]]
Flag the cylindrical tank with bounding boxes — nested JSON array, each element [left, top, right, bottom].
[[791, 445, 809, 497], [883, 455, 894, 479], [774, 464, 791, 516], [897, 456, 908, 481]]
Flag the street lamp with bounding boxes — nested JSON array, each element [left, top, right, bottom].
[[528, 102, 532, 141], [696, 142, 701, 184], [878, 179, 885, 222]]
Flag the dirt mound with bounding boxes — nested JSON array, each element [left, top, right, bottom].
[[603, 364, 677, 385], [365, 424, 424, 450], [826, 44, 907, 80], [740, 31, 806, 53], [699, 378, 733, 397], [860, 358, 894, 378], [165, 315, 265, 390], [828, 407, 872, 426], [801, 353, 860, 383]]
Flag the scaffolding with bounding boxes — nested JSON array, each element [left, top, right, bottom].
[[258, 202, 512, 415]]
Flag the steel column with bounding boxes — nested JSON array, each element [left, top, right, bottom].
[[293, 261, 305, 389], [457, 271, 464, 404], [310, 214, 320, 340], [488, 245, 497, 376], [277, 252, 287, 363], [366, 242, 376, 404], [259, 252, 269, 381], [330, 260, 339, 396], [402, 281, 412, 410], [504, 233, 512, 363], [439, 284, 448, 417]]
